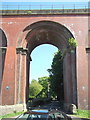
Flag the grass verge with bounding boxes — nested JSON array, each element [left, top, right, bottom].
[[0, 111, 24, 119], [75, 109, 90, 118]]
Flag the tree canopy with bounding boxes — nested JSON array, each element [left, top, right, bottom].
[[29, 50, 64, 100], [38, 76, 49, 98], [29, 79, 43, 98], [48, 50, 64, 100]]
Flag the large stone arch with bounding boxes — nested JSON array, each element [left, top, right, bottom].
[[16, 20, 77, 108], [17, 21, 74, 49], [0, 28, 7, 105]]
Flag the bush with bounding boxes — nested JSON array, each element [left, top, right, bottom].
[[27, 11, 32, 14], [68, 38, 78, 48]]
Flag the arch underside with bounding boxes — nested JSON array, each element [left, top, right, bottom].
[[24, 21, 74, 53]]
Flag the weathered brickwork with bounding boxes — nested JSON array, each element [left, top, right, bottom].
[[0, 12, 90, 110]]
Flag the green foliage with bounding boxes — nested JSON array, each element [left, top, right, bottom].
[[0, 111, 24, 119], [76, 109, 90, 118], [48, 50, 64, 100], [38, 76, 49, 98], [27, 10, 32, 14], [68, 38, 78, 48], [29, 79, 43, 98]]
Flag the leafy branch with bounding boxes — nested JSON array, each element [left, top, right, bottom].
[[68, 37, 78, 48], [61, 38, 78, 60]]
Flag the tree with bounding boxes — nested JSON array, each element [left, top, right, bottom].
[[38, 76, 49, 98], [29, 79, 43, 98], [48, 50, 64, 101]]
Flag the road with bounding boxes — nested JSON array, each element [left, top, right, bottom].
[[2, 101, 89, 120], [33, 100, 90, 120]]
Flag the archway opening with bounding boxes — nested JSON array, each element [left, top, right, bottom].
[[29, 44, 63, 99], [16, 20, 77, 108], [0, 29, 7, 104], [30, 44, 58, 82]]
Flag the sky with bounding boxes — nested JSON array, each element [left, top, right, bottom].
[[0, 1, 89, 10], [30, 44, 58, 82], [0, 0, 89, 2], [0, 0, 89, 10]]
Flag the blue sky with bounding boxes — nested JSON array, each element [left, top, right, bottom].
[[30, 44, 58, 82], [1, 1, 88, 10], [1, 0, 89, 2]]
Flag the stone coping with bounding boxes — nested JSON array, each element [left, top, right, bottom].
[[0, 9, 89, 15]]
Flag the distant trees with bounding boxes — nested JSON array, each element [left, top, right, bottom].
[[29, 79, 43, 98], [48, 50, 64, 101], [29, 38, 77, 101], [38, 76, 49, 98], [29, 77, 49, 98], [29, 50, 64, 101]]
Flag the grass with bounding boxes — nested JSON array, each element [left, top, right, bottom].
[[0, 111, 24, 119], [74, 109, 90, 118], [0, 109, 90, 119]]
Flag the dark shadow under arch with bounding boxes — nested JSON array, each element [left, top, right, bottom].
[[24, 20, 74, 54], [0, 28, 7, 101]]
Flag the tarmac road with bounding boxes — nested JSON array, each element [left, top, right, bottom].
[[3, 101, 89, 120], [34, 100, 90, 120]]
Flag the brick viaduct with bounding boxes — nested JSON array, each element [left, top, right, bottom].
[[0, 9, 90, 110]]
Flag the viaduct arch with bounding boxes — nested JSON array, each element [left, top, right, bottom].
[[17, 20, 77, 106], [0, 13, 89, 111]]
